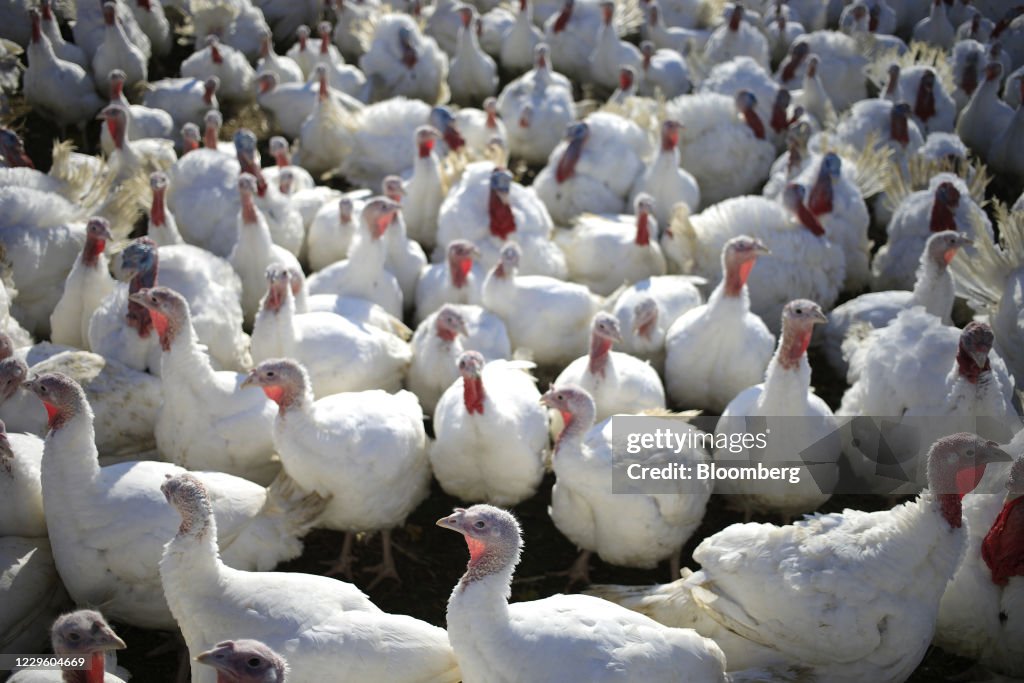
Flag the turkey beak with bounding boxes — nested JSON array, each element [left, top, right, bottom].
[[810, 307, 828, 325], [539, 389, 556, 407], [980, 442, 1012, 465], [127, 291, 150, 308], [436, 509, 466, 533], [753, 242, 771, 256], [96, 625, 127, 651], [240, 370, 259, 389], [196, 643, 231, 668]]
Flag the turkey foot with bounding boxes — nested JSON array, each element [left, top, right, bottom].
[[669, 552, 681, 581], [322, 531, 356, 579], [363, 529, 401, 590], [549, 549, 592, 588]]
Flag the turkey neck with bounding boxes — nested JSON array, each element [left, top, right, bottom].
[[82, 233, 107, 268], [62, 653, 105, 683], [588, 335, 614, 377], [160, 495, 223, 600], [929, 196, 957, 232], [449, 254, 474, 288], [909, 253, 954, 322], [40, 400, 101, 521], [127, 262, 157, 338], [761, 326, 813, 412], [253, 286, 296, 359], [159, 312, 219, 390], [488, 189, 516, 241], [462, 374, 485, 414]]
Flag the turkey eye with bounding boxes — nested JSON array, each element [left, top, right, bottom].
[[795, 308, 803, 314], [474, 521, 486, 529], [68, 632, 80, 641], [248, 658, 261, 668], [266, 371, 275, 377], [966, 449, 975, 457], [556, 394, 564, 400]]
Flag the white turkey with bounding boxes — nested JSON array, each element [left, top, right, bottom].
[[774, 31, 868, 112], [949, 203, 1024, 387], [196, 640, 288, 683], [664, 236, 774, 413], [822, 230, 971, 376], [872, 174, 991, 290], [495, 44, 575, 165], [448, 4, 498, 105], [7, 609, 127, 683], [611, 275, 704, 375], [713, 299, 838, 521], [181, 35, 255, 106], [49, 217, 114, 351], [24, 9, 104, 131], [935, 449, 1024, 678], [89, 237, 250, 375], [482, 243, 605, 368], [359, 13, 449, 103], [631, 120, 699, 228], [251, 267, 411, 396], [663, 186, 846, 335], [307, 197, 405, 317], [379, 176, 430, 312], [414, 240, 484, 324], [0, 339, 162, 462], [128, 287, 280, 484], [20, 372, 326, 631], [555, 195, 667, 296], [294, 66, 359, 178], [533, 113, 650, 225], [541, 385, 710, 583], [90, 2, 148, 98], [702, 4, 770, 70], [142, 76, 219, 133], [159, 471, 460, 683], [437, 503, 760, 683], [229, 173, 304, 326], [243, 359, 430, 587], [662, 91, 777, 207], [436, 163, 565, 277], [956, 62, 1013, 163], [99, 69, 174, 156], [430, 351, 548, 505], [589, 0, 641, 94], [307, 195, 361, 272], [588, 433, 1011, 683], [553, 312, 665, 426]]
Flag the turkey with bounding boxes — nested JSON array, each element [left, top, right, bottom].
[[713, 300, 838, 521], [99, 69, 174, 156], [664, 236, 774, 413], [49, 217, 115, 351], [160, 472, 460, 683], [637, 41, 691, 100], [482, 243, 606, 368], [129, 287, 280, 484], [662, 92, 777, 207], [913, 0, 956, 49], [98, 104, 176, 185], [611, 275, 704, 375], [307, 197, 405, 317], [553, 313, 665, 425], [181, 35, 255, 106], [21, 372, 326, 631], [949, 203, 1024, 387], [871, 174, 991, 290], [89, 237, 250, 375], [7, 609, 127, 683], [379, 176, 429, 312], [448, 4, 498, 105], [555, 195, 667, 296], [414, 240, 484, 325], [402, 125, 444, 252], [589, 433, 1011, 682], [702, 4, 770, 70], [24, 9, 104, 131], [664, 186, 846, 335], [542, 385, 710, 583], [822, 230, 971, 377], [294, 66, 359, 178], [142, 75, 219, 136], [840, 320, 1017, 488], [495, 44, 575, 166], [197, 640, 288, 682], [0, 339, 162, 461], [534, 114, 651, 225], [589, 0, 641, 95], [229, 173, 304, 327], [92, 1, 148, 94], [243, 359, 431, 586], [0, 418, 45, 537], [431, 351, 548, 505], [251, 267, 411, 396], [631, 119, 700, 229], [436, 163, 565, 277], [955, 62, 1013, 163], [407, 304, 512, 415], [437, 504, 763, 683], [359, 13, 449, 103]]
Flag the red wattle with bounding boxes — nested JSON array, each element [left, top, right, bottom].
[[488, 191, 516, 240], [43, 402, 60, 428], [262, 385, 285, 404], [982, 495, 1024, 586]]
